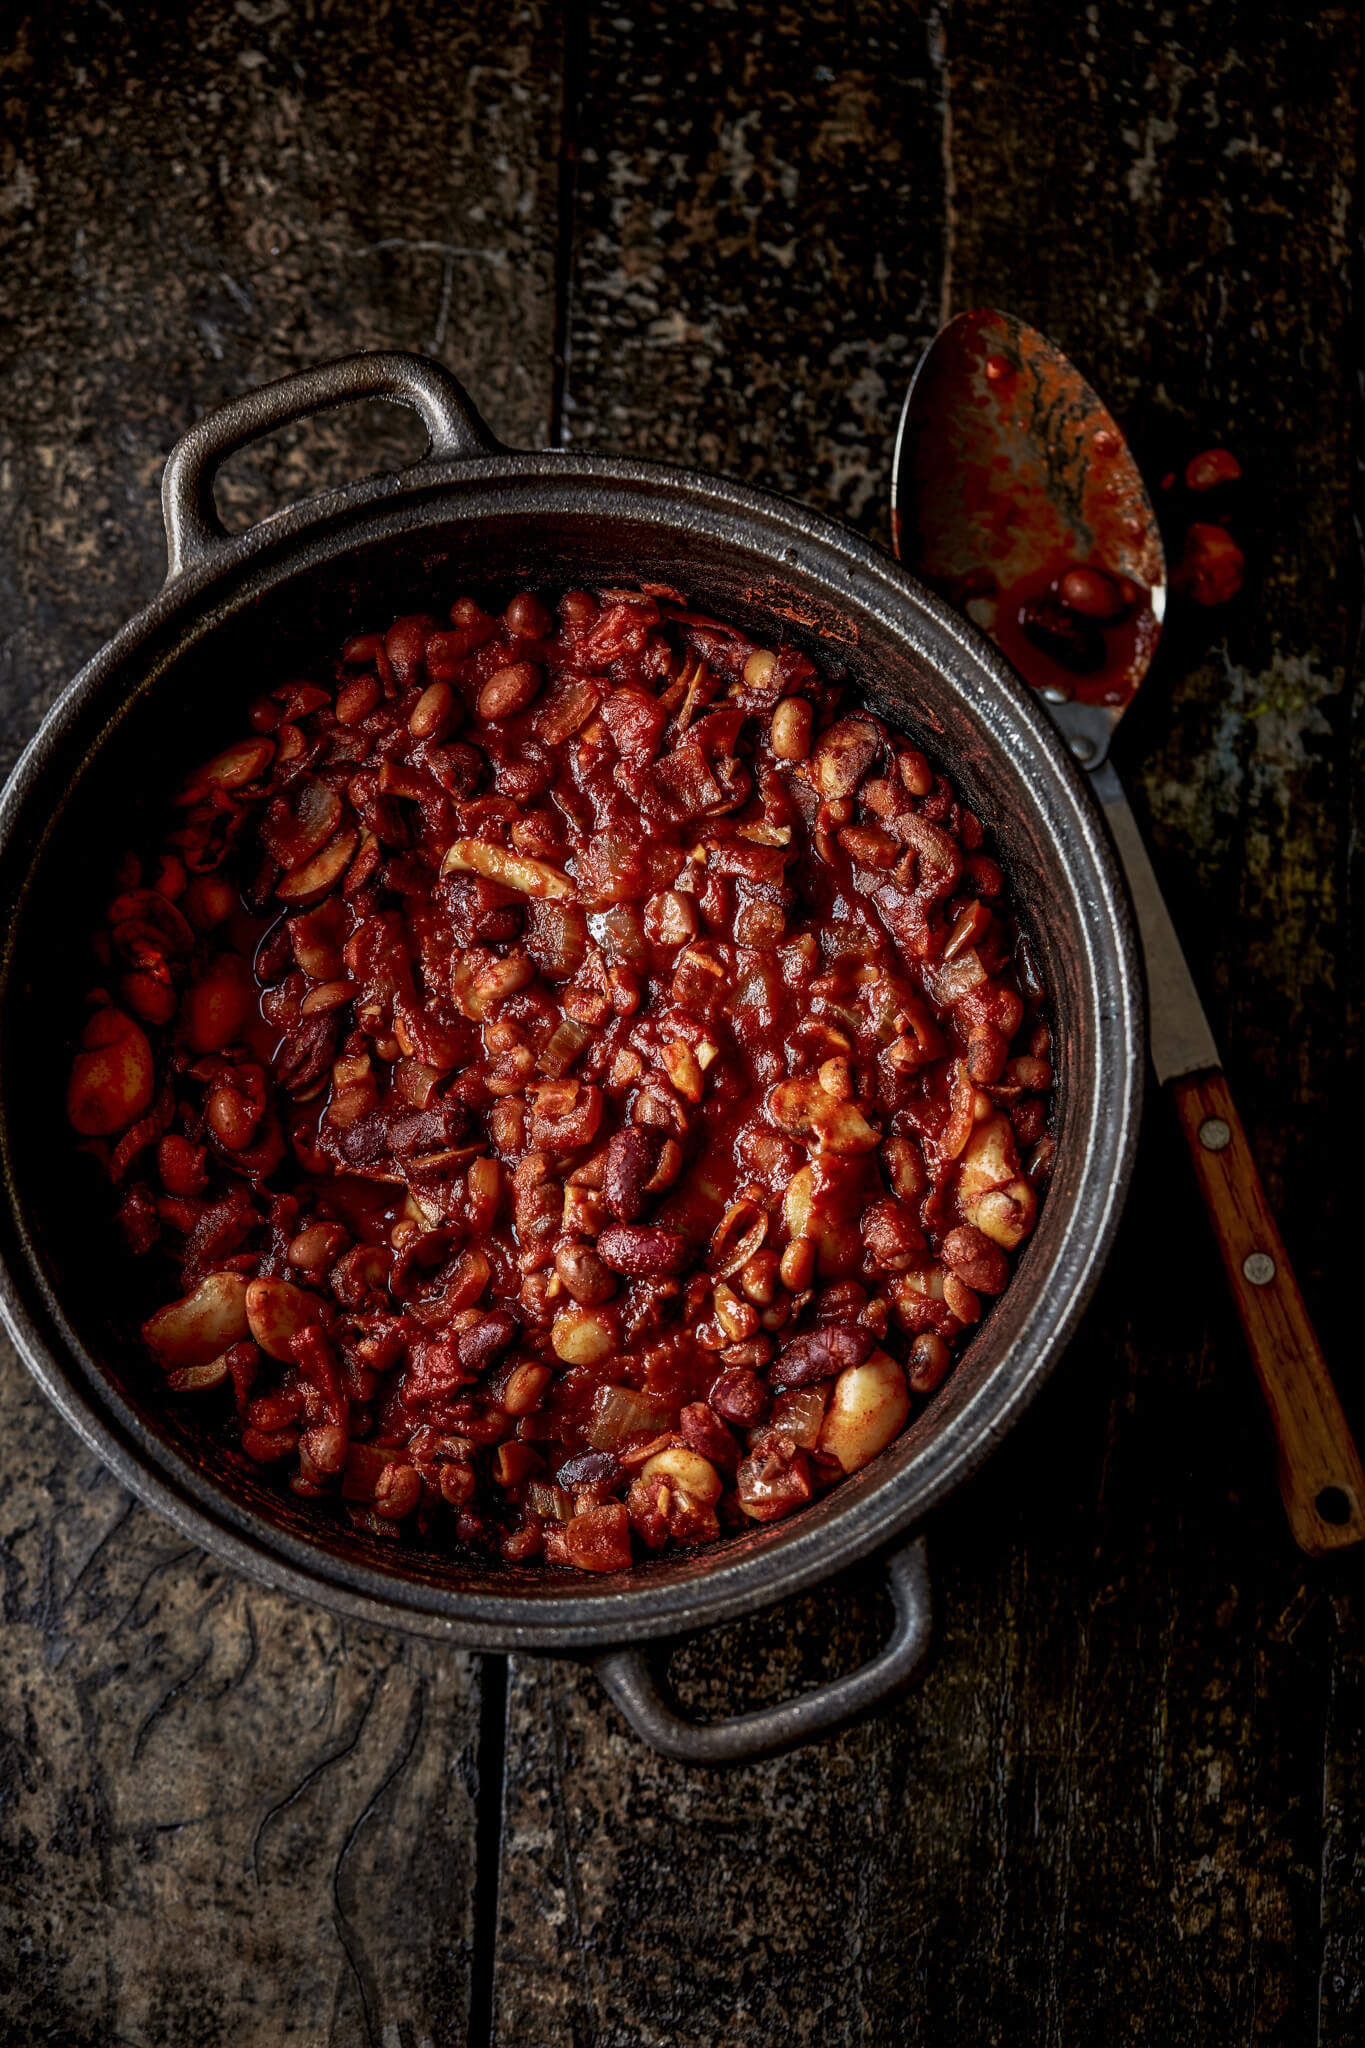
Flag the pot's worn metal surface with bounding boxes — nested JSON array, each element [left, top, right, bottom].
[[0, 353, 1142, 1760]]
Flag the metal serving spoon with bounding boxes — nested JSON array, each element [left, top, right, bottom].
[[893, 306, 1365, 1556]]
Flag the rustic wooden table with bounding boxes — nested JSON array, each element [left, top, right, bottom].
[[1, 3, 1360, 2042]]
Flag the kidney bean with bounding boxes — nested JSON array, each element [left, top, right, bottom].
[[596, 1224, 691, 1277], [678, 1402, 741, 1473], [941, 1225, 1010, 1295], [455, 1309, 519, 1376], [1018, 596, 1105, 674], [556, 1449, 620, 1489], [506, 591, 552, 638], [1057, 566, 1125, 620], [772, 1323, 875, 1387], [274, 1013, 340, 1095], [709, 1368, 771, 1426]]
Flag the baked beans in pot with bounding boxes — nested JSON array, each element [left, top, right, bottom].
[[0, 355, 1141, 1753]]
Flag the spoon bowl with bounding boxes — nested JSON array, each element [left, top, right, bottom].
[[892, 307, 1165, 768]]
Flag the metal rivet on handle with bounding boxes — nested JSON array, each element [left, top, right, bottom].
[[1069, 734, 1096, 765], [1199, 1117, 1231, 1152], [1243, 1251, 1276, 1287]]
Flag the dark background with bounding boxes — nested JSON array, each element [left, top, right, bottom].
[[0, 3, 1360, 2043]]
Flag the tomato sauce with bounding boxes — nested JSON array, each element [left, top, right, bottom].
[[67, 585, 1055, 1573]]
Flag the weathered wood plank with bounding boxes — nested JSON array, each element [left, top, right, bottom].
[[0, 2, 562, 2041], [0, 1333, 484, 2046], [0, 0, 562, 776], [494, 5, 1360, 2044], [557, 0, 947, 524]]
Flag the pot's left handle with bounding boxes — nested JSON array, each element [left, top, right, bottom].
[[591, 1534, 931, 1765], [161, 350, 504, 581]]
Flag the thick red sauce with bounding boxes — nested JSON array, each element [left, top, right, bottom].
[[67, 587, 1054, 1573], [956, 560, 1159, 708]]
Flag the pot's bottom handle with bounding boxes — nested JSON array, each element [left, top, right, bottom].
[[591, 1534, 931, 1765]]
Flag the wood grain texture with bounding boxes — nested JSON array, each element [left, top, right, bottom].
[[557, 0, 947, 527], [0, 1332, 485, 2047], [1171, 1067, 1365, 1554]]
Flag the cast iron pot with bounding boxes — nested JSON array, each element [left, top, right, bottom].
[[0, 352, 1143, 1762]]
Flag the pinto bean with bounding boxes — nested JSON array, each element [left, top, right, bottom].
[[554, 1242, 617, 1305], [641, 1441, 723, 1506], [478, 662, 542, 720], [908, 1331, 952, 1393], [336, 674, 381, 724], [551, 1306, 619, 1364], [779, 1237, 816, 1291], [502, 1362, 552, 1416], [373, 1464, 423, 1519], [409, 679, 458, 740], [506, 591, 553, 638]]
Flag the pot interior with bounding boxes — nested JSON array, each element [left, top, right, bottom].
[[0, 468, 1137, 1635]]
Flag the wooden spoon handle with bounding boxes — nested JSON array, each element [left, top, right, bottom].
[[1170, 1067, 1365, 1554]]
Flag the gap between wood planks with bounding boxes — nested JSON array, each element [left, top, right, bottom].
[[550, 0, 588, 449], [468, 1653, 510, 2047], [469, 12, 585, 2036]]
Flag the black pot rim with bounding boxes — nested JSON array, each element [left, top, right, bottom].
[[0, 435, 1144, 1653]]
